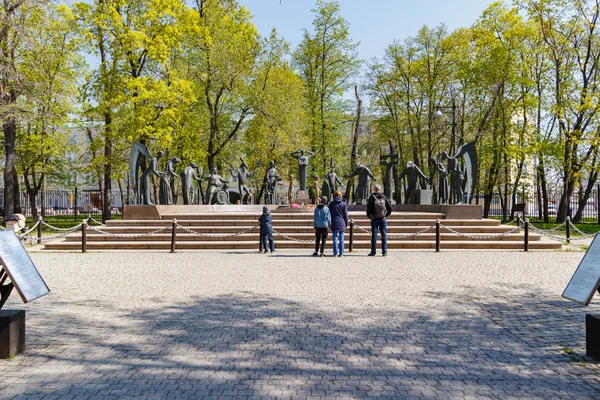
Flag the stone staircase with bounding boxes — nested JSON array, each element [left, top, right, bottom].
[[43, 208, 562, 251]]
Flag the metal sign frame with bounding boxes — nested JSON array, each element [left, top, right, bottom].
[[562, 233, 600, 305], [0, 230, 50, 304]]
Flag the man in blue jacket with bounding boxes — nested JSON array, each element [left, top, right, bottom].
[[313, 196, 331, 257]]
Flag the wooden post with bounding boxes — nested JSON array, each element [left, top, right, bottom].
[[566, 216, 571, 244]]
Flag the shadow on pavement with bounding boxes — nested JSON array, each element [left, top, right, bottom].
[[3, 285, 600, 398]]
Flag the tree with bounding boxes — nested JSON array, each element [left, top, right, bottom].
[[16, 3, 82, 219], [75, 0, 190, 218], [1, 0, 34, 217], [524, 0, 600, 222], [176, 0, 260, 170], [293, 0, 361, 178]]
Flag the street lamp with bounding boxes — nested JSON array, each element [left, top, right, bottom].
[[433, 98, 457, 156]]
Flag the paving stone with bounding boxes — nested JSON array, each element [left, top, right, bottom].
[[0, 250, 599, 398]]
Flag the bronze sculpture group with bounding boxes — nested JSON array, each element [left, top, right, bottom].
[[129, 141, 477, 206]]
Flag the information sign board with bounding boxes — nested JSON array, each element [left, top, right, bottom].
[[562, 233, 600, 305], [0, 230, 49, 303]]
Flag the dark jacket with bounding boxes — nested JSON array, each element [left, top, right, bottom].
[[329, 196, 348, 232], [366, 192, 392, 219], [258, 207, 272, 233]]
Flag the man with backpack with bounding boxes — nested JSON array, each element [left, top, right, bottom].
[[366, 185, 392, 256]]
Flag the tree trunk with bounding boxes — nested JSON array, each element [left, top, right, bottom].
[[3, 117, 17, 217], [103, 112, 112, 223], [345, 85, 361, 202]]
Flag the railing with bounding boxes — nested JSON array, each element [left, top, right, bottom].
[[481, 189, 600, 222], [0, 189, 125, 223], [11, 214, 594, 252]]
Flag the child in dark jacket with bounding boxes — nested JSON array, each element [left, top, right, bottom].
[[258, 206, 275, 253]]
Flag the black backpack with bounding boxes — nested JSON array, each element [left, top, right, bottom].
[[373, 196, 387, 218]]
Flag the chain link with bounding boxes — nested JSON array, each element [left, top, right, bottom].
[[353, 222, 437, 239], [42, 220, 84, 231], [86, 224, 170, 238], [272, 229, 314, 243], [387, 225, 436, 239], [566, 220, 597, 240], [177, 224, 258, 238], [38, 228, 84, 241], [88, 216, 105, 226], [439, 223, 522, 240], [525, 222, 568, 241]]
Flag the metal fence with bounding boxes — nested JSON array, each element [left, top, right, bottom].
[[0, 189, 125, 222], [482, 189, 599, 222]]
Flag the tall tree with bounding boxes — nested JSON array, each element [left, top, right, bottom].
[[0, 0, 34, 216], [293, 0, 360, 178]]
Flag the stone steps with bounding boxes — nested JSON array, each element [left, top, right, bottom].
[[43, 207, 562, 250], [60, 232, 540, 242], [102, 218, 503, 227], [83, 225, 512, 234], [44, 239, 561, 251]]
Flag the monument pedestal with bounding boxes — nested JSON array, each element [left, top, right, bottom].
[[296, 190, 310, 205], [0, 310, 25, 359], [586, 314, 600, 360], [409, 189, 432, 205]]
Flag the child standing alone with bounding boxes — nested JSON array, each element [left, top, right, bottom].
[[313, 196, 331, 257], [258, 206, 275, 253]]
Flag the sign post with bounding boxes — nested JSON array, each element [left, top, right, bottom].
[[562, 233, 600, 360], [0, 230, 50, 358]]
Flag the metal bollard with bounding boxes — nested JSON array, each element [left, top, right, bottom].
[[349, 219, 354, 252], [435, 219, 440, 252], [170, 219, 177, 253], [37, 216, 43, 245], [524, 218, 529, 252], [435, 218, 440, 253], [566, 216, 571, 244], [82, 218, 87, 253]]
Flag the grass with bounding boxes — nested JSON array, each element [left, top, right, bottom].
[[22, 214, 122, 234]]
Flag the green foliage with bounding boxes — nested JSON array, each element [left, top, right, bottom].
[[293, 0, 361, 178]]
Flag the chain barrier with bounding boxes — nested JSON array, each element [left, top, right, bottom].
[[537, 221, 568, 232], [177, 224, 258, 238], [567, 220, 597, 240], [86, 224, 170, 239], [525, 222, 570, 241], [87, 216, 105, 226], [353, 222, 437, 240], [439, 223, 522, 240], [272, 229, 314, 244], [37, 226, 84, 241], [42, 220, 83, 231]]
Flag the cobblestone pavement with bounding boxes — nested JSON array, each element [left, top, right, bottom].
[[1, 249, 600, 399]]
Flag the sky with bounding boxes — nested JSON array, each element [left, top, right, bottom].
[[238, 0, 498, 62]]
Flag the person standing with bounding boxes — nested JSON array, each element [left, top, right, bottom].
[[329, 190, 348, 257], [366, 185, 392, 256], [258, 206, 275, 253], [313, 196, 331, 257]]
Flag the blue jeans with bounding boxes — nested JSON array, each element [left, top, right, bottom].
[[261, 230, 274, 252], [370, 217, 387, 254], [332, 231, 345, 255]]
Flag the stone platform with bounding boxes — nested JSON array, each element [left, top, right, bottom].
[[43, 205, 562, 251]]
